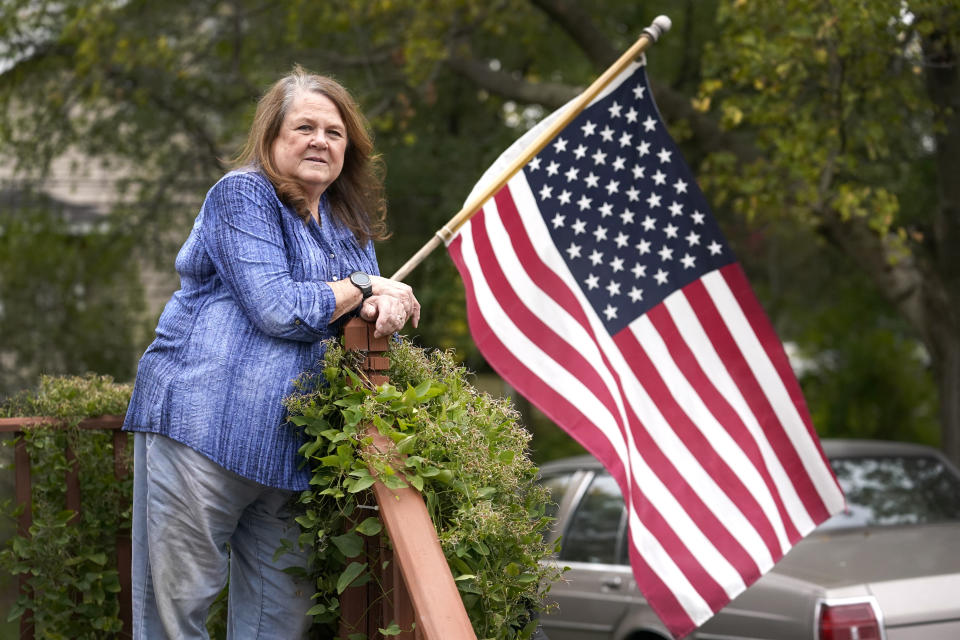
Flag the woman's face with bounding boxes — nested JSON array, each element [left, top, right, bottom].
[[271, 91, 347, 205]]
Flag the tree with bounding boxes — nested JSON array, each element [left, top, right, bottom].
[[0, 0, 950, 462]]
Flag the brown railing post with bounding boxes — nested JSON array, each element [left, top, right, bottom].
[[13, 435, 34, 638], [339, 317, 477, 640]]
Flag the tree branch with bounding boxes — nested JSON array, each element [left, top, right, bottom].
[[528, 0, 619, 69]]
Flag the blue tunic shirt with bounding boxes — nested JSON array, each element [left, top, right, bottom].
[[123, 169, 379, 490]]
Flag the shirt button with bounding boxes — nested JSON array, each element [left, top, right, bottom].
[[295, 319, 301, 325], [329, 253, 335, 258]]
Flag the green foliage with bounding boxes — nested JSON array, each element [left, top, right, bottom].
[[0, 374, 132, 638], [284, 339, 563, 639]]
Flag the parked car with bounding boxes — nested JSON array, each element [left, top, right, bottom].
[[538, 439, 960, 640]]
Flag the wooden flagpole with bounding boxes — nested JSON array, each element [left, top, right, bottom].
[[390, 15, 672, 281]]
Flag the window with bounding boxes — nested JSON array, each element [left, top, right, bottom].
[[821, 455, 960, 530], [560, 473, 626, 564]]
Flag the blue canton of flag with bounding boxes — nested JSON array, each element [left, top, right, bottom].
[[524, 78, 734, 336]]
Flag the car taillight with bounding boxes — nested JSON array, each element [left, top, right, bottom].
[[818, 600, 883, 640]]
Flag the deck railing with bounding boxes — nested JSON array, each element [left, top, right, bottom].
[[0, 318, 476, 639]]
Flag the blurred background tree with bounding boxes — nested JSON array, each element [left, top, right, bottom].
[[0, 0, 953, 462]]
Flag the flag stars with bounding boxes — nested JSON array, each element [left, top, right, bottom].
[[692, 210, 706, 225], [646, 192, 662, 208], [631, 262, 647, 278], [566, 243, 582, 259], [592, 149, 608, 165], [681, 253, 696, 269], [603, 304, 618, 320], [685, 231, 701, 246], [628, 286, 643, 302], [658, 246, 674, 261], [598, 202, 614, 217], [632, 165, 646, 180], [539, 185, 553, 200], [614, 231, 630, 248], [564, 167, 579, 182], [551, 213, 565, 228], [637, 140, 651, 157], [641, 216, 657, 232], [610, 256, 625, 272], [625, 107, 639, 123], [673, 179, 688, 194], [657, 148, 673, 164], [546, 161, 560, 176], [663, 223, 679, 239], [581, 121, 596, 137], [608, 101, 623, 118], [633, 84, 646, 100], [654, 268, 669, 285], [652, 170, 667, 185], [558, 189, 572, 205], [668, 201, 684, 217], [592, 225, 608, 242], [589, 249, 604, 265], [573, 144, 588, 159], [626, 186, 641, 202], [553, 137, 568, 153], [572, 219, 587, 234], [605, 179, 620, 195], [636, 238, 652, 254], [600, 126, 615, 142], [585, 172, 600, 188], [577, 195, 592, 211], [642, 115, 657, 132], [612, 156, 626, 171], [619, 132, 633, 148], [708, 240, 723, 255], [620, 209, 635, 225], [529, 157, 542, 171], [585, 273, 600, 290], [606, 280, 621, 296]]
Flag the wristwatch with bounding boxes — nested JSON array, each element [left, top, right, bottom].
[[349, 271, 373, 300]]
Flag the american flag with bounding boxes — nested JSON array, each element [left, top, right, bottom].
[[445, 61, 845, 637]]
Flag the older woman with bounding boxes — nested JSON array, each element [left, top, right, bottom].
[[123, 67, 419, 639]]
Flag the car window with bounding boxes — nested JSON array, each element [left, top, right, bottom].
[[821, 454, 960, 529], [559, 473, 626, 564]]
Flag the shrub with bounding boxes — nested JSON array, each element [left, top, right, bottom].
[[284, 339, 563, 640]]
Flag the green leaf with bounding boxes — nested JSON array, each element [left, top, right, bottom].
[[355, 518, 383, 536], [379, 622, 402, 636], [331, 532, 364, 558], [306, 603, 327, 616], [347, 475, 377, 493], [336, 562, 368, 594], [454, 574, 476, 581]]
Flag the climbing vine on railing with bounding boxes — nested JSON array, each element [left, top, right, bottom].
[[284, 339, 563, 640], [0, 374, 132, 638]]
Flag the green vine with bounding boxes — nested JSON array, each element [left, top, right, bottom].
[[0, 374, 133, 638], [284, 339, 563, 640]]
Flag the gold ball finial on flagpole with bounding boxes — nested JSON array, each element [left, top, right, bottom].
[[644, 15, 672, 42]]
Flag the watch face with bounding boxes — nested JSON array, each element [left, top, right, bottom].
[[350, 271, 371, 288]]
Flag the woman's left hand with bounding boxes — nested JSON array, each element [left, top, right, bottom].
[[359, 276, 421, 338]]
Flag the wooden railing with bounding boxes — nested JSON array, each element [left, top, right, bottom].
[[0, 318, 476, 639], [339, 318, 476, 639], [0, 414, 131, 639]]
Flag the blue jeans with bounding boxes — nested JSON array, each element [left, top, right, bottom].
[[132, 433, 313, 639]]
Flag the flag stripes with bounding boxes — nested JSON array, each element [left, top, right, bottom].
[[445, 62, 844, 638]]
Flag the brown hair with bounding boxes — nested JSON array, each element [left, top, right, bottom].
[[233, 65, 388, 245]]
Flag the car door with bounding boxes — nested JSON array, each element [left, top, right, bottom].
[[542, 471, 635, 640]]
